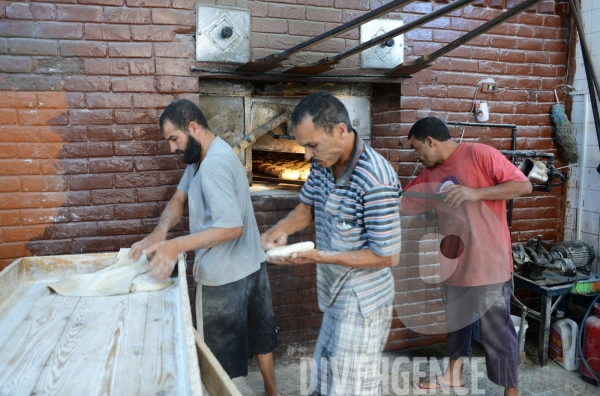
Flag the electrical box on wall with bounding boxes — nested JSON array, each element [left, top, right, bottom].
[[195, 5, 250, 64], [360, 19, 404, 69]]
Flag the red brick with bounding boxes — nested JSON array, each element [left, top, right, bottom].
[[20, 175, 67, 192], [490, 36, 517, 48], [91, 188, 136, 204], [334, 0, 369, 10], [36, 92, 69, 109], [69, 173, 113, 190], [17, 109, 68, 126], [151, 9, 194, 26], [57, 5, 102, 22], [133, 156, 179, 171], [69, 110, 113, 125], [132, 94, 174, 109], [108, 42, 152, 57], [8, 38, 58, 56], [479, 61, 504, 74], [0, 242, 25, 259], [114, 110, 160, 124], [16, 143, 62, 159], [155, 58, 198, 76], [432, 30, 462, 43], [0, 211, 21, 226], [87, 93, 132, 109], [251, 17, 288, 34], [158, 169, 183, 185], [88, 125, 133, 141], [111, 77, 155, 92], [79, 0, 123, 5], [130, 60, 155, 75], [73, 236, 119, 253], [89, 157, 134, 173], [0, 109, 17, 125], [499, 49, 526, 63], [154, 40, 194, 58], [21, 207, 69, 224], [517, 38, 543, 51], [156, 76, 198, 93], [114, 141, 158, 156], [42, 159, 88, 175], [0, 192, 42, 209], [0, 20, 35, 37], [35, 22, 83, 39], [0, 56, 32, 73], [270, 4, 306, 20], [84, 59, 130, 75], [60, 41, 107, 57], [0, 126, 39, 142], [104, 6, 150, 24], [39, 126, 87, 142], [131, 25, 182, 41], [6, 3, 56, 20], [114, 171, 160, 188], [69, 205, 114, 221], [85, 24, 130, 41], [532, 64, 558, 77], [99, 219, 142, 235], [288, 20, 323, 36], [4, 225, 47, 242], [62, 75, 112, 93], [0, 177, 20, 192], [59, 142, 114, 158]]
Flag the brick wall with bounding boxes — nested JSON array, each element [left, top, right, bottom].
[[0, 0, 570, 349]]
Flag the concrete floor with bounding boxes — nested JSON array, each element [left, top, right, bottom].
[[232, 337, 600, 395]]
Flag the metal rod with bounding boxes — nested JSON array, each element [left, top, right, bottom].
[[235, 0, 417, 73], [232, 111, 291, 154], [284, 0, 477, 74], [386, 0, 545, 75], [499, 150, 555, 159]]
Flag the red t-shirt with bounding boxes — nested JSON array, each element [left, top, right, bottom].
[[402, 143, 529, 286]]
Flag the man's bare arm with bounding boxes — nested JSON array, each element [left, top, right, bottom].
[[129, 189, 188, 261], [261, 202, 314, 249]]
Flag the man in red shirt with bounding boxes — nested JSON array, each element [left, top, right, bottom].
[[400, 117, 532, 396]]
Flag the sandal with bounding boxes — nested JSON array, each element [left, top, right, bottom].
[[415, 375, 466, 390]]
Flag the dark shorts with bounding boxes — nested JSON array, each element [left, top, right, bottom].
[[198, 262, 278, 378], [442, 280, 519, 388]]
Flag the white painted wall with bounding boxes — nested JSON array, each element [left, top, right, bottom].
[[565, 0, 600, 274]]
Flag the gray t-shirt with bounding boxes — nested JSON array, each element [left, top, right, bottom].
[[177, 136, 265, 286]]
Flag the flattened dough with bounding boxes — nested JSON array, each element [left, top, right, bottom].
[[48, 248, 173, 296], [266, 241, 315, 260]]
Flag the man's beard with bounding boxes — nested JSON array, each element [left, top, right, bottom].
[[176, 135, 202, 165]]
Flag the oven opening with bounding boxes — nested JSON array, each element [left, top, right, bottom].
[[252, 150, 309, 186]]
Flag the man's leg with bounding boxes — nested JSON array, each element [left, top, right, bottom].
[[418, 284, 475, 389], [479, 281, 519, 396], [247, 262, 279, 396]]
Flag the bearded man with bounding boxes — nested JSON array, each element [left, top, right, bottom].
[[128, 99, 279, 395]]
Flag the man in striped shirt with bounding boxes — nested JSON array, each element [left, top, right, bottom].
[[261, 91, 401, 396]]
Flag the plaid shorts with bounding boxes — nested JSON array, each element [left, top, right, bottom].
[[311, 293, 393, 396]]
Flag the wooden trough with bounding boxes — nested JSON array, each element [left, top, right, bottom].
[[0, 252, 241, 396]]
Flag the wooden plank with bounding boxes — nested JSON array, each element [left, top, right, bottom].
[[0, 282, 51, 349], [23, 253, 117, 282], [0, 292, 80, 396], [32, 292, 149, 396], [138, 285, 179, 395], [175, 257, 203, 396], [0, 258, 24, 307], [193, 329, 241, 396]]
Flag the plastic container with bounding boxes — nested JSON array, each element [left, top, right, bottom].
[[581, 303, 600, 379], [549, 318, 580, 371]]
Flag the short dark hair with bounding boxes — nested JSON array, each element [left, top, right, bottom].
[[407, 116, 450, 142], [159, 99, 209, 133], [291, 91, 352, 135]]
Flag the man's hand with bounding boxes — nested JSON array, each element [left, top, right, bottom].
[[268, 249, 320, 266], [442, 185, 479, 208], [143, 240, 179, 280], [129, 231, 166, 261], [261, 226, 288, 250]]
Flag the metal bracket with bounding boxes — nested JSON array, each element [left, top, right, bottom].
[[196, 5, 250, 64]]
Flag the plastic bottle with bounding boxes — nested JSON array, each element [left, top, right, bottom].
[[549, 317, 580, 371], [581, 303, 600, 379]]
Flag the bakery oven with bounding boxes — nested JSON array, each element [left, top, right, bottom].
[[197, 81, 372, 190]]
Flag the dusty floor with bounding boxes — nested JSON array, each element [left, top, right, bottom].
[[232, 336, 600, 395]]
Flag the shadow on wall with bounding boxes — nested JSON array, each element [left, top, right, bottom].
[[0, 90, 190, 272]]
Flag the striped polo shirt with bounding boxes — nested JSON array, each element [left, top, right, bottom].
[[299, 132, 401, 318]]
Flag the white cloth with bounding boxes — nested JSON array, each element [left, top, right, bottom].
[[48, 248, 173, 296]]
